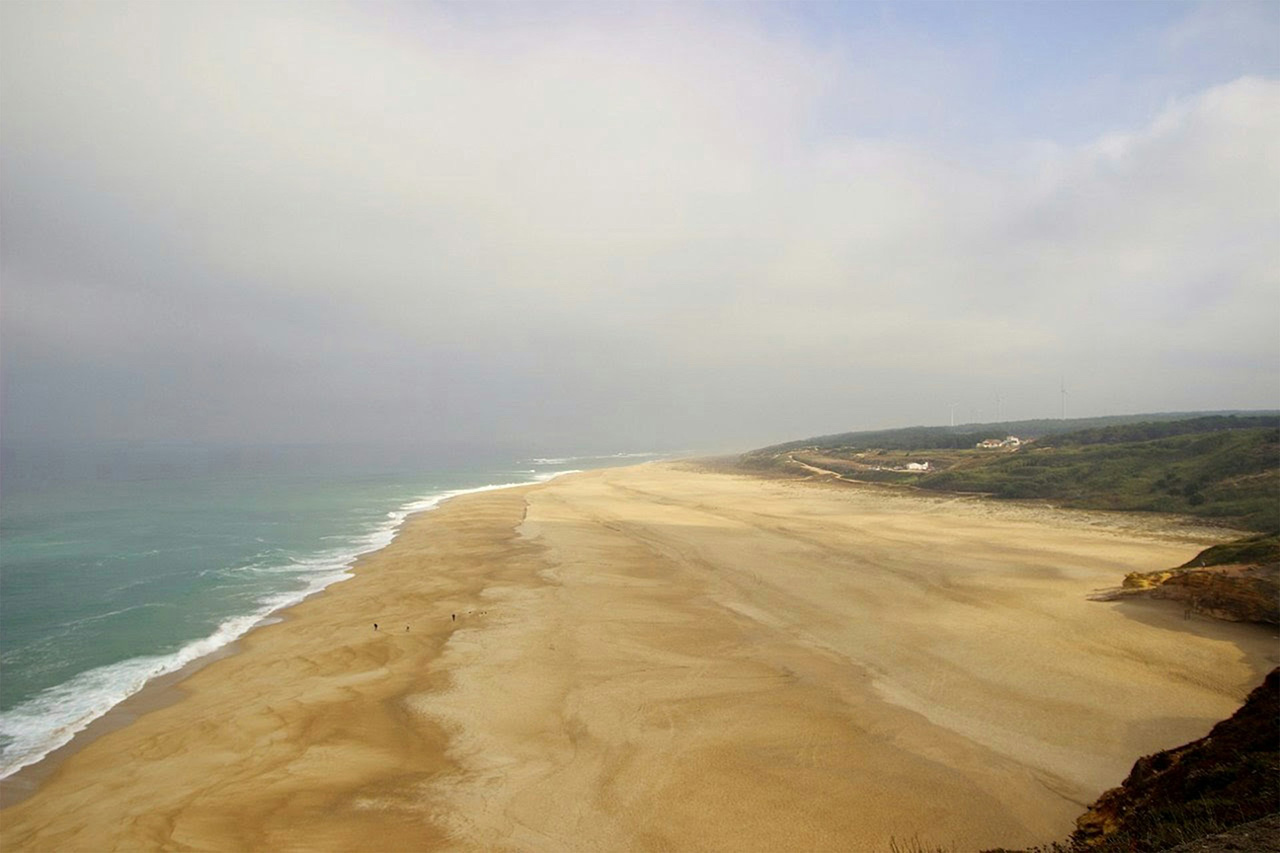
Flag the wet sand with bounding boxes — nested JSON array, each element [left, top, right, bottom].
[[3, 463, 1276, 851]]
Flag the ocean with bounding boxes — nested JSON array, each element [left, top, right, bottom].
[[0, 444, 661, 779]]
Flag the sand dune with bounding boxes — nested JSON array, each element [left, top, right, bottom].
[[3, 463, 1276, 851]]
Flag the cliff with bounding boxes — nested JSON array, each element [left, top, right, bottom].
[[1121, 532, 1279, 625], [1072, 668, 1279, 851]]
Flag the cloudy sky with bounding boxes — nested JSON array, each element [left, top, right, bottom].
[[3, 1, 1277, 454]]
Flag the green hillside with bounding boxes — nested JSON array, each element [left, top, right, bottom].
[[740, 413, 1280, 532], [746, 412, 1278, 456]]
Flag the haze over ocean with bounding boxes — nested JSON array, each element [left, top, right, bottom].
[[0, 444, 660, 778]]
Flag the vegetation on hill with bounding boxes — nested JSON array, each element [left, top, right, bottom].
[[1179, 531, 1280, 569], [746, 412, 1275, 457], [740, 413, 1280, 532], [1036, 415, 1280, 447], [920, 427, 1278, 529]]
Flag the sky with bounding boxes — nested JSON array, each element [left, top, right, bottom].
[[2, 1, 1278, 455]]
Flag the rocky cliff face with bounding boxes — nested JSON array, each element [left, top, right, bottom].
[[1121, 532, 1279, 625], [1148, 565, 1279, 624], [1072, 668, 1279, 851]]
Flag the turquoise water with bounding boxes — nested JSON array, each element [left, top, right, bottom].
[[0, 446, 660, 778]]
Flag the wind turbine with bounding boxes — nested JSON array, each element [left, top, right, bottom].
[[1060, 378, 1068, 420], [996, 392, 1003, 423], [950, 402, 960, 427]]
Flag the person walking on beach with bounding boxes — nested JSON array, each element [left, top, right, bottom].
[[373, 623, 378, 631]]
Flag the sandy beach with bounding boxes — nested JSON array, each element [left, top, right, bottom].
[[2, 462, 1276, 852]]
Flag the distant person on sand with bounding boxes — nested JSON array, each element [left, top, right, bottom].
[[451, 613, 455, 621], [373, 623, 378, 631]]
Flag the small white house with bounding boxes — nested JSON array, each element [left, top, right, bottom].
[[905, 461, 931, 471]]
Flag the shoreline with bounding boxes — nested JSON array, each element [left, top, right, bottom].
[[0, 470, 578, 805], [3, 463, 1275, 851], [2, 478, 544, 850], [0, 638, 243, 809]]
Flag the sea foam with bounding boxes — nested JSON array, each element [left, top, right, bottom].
[[0, 469, 577, 780]]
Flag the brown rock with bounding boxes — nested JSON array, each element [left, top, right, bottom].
[[1149, 564, 1280, 624]]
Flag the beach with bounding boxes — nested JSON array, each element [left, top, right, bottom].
[[2, 462, 1276, 851]]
